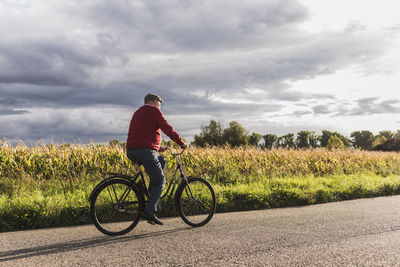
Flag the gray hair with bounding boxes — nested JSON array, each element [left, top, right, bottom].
[[144, 93, 163, 104]]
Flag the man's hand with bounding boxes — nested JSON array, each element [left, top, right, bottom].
[[181, 143, 187, 149], [158, 146, 166, 152]]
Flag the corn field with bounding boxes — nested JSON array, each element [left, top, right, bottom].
[[1, 142, 400, 185]]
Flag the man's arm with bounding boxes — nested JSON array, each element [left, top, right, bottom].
[[156, 109, 185, 147]]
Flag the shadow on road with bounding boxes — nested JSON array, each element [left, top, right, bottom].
[[0, 226, 192, 263]]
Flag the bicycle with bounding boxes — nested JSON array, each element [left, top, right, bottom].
[[89, 147, 216, 236]]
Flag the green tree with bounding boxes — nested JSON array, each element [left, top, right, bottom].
[[370, 130, 393, 149], [377, 130, 394, 140], [248, 132, 262, 147], [281, 133, 296, 148], [373, 136, 400, 151], [276, 136, 284, 148], [350, 130, 374, 150], [320, 130, 350, 147], [309, 132, 320, 148], [296, 130, 312, 148], [262, 134, 277, 149], [222, 121, 249, 147], [327, 135, 344, 150], [192, 134, 206, 147], [192, 120, 223, 147], [372, 136, 387, 149], [320, 130, 335, 147]]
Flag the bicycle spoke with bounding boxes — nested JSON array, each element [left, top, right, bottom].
[[106, 186, 115, 203], [184, 186, 209, 212], [111, 184, 119, 203], [119, 187, 132, 204]]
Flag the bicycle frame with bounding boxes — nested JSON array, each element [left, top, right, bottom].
[[107, 148, 190, 207]]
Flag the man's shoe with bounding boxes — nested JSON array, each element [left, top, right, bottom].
[[142, 212, 164, 225]]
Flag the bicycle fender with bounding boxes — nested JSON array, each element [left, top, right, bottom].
[[175, 176, 198, 194], [89, 175, 132, 202]]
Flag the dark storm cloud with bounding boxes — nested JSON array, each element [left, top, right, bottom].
[[268, 90, 335, 102], [0, 41, 104, 87], [293, 110, 312, 117], [307, 97, 400, 117], [0, 83, 147, 109], [79, 0, 309, 52], [0, 109, 30, 115], [0, 97, 25, 107], [130, 27, 389, 104], [0, 97, 30, 115], [0, 108, 128, 144], [312, 104, 331, 115], [166, 99, 283, 117], [348, 97, 400, 116]]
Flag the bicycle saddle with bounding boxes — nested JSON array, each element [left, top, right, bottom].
[[131, 160, 142, 166]]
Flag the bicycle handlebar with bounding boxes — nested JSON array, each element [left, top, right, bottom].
[[167, 147, 186, 157]]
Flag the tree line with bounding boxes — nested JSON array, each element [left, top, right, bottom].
[[191, 120, 400, 151]]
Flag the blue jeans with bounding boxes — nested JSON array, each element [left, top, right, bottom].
[[126, 148, 166, 213]]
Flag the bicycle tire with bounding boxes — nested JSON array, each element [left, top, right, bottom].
[[90, 178, 145, 236], [175, 177, 216, 227]]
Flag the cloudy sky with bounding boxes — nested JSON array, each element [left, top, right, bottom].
[[1, 0, 400, 144]]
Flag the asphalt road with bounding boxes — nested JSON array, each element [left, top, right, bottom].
[[2, 195, 400, 266]]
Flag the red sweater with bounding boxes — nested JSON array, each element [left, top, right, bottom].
[[126, 105, 184, 151]]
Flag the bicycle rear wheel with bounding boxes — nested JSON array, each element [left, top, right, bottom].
[[90, 178, 144, 236], [175, 177, 216, 227]]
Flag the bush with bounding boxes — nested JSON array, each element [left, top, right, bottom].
[[327, 135, 345, 150], [374, 137, 400, 151]]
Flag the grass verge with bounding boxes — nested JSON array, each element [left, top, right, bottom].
[[1, 173, 400, 232]]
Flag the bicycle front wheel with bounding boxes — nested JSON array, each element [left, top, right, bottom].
[[90, 178, 145, 236], [175, 177, 216, 227]]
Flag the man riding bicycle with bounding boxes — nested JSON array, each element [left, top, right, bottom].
[[126, 93, 186, 225]]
